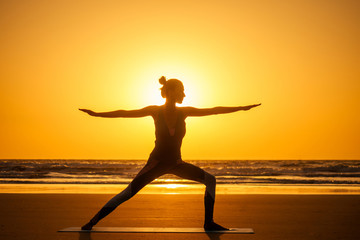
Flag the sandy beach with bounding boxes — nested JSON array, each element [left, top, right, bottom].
[[0, 193, 359, 240]]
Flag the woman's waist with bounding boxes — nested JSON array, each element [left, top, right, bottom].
[[150, 148, 181, 156], [153, 140, 182, 149]]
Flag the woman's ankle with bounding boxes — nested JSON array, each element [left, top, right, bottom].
[[81, 222, 94, 230], [203, 221, 228, 231]]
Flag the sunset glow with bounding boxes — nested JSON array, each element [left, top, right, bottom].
[[1, 0, 359, 160]]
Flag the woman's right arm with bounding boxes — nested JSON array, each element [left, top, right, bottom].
[[182, 104, 261, 117], [79, 106, 158, 118]]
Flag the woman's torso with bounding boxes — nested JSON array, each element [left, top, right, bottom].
[[149, 106, 186, 163]]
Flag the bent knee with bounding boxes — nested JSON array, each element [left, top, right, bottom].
[[204, 173, 216, 186]]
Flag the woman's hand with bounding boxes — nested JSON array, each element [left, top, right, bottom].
[[79, 108, 98, 116], [242, 103, 261, 111]]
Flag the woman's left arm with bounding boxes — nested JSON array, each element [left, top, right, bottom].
[[183, 104, 261, 117], [78, 105, 158, 118]]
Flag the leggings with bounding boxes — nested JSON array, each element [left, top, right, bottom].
[[88, 160, 216, 225]]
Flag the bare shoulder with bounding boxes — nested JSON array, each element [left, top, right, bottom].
[[178, 106, 198, 116], [142, 105, 162, 118], [143, 105, 160, 111], [143, 105, 161, 114]]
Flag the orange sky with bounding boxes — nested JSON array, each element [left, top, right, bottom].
[[1, 0, 359, 160]]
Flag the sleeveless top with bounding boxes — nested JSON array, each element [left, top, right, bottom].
[[149, 106, 186, 163]]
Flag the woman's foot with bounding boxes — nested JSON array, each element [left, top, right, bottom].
[[204, 221, 228, 231], [81, 222, 94, 231]]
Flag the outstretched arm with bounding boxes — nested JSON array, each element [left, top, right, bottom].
[[79, 105, 157, 118], [183, 104, 261, 117]]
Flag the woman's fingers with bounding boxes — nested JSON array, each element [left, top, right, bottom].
[[79, 109, 94, 115]]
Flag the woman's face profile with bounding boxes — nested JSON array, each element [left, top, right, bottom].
[[168, 84, 185, 104]]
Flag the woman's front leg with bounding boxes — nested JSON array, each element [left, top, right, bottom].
[[169, 163, 228, 230]]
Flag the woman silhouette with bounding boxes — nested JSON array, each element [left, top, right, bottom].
[[79, 76, 261, 231]]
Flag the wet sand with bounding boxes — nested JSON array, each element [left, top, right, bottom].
[[0, 194, 359, 240]]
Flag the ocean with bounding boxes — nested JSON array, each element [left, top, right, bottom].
[[1, 159, 360, 186]]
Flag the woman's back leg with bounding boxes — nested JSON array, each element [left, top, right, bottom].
[[82, 161, 169, 230]]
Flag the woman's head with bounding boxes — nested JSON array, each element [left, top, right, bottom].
[[159, 76, 185, 104]]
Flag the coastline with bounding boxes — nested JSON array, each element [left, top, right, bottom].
[[1, 183, 360, 194]]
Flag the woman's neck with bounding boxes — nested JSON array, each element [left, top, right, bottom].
[[164, 99, 176, 111]]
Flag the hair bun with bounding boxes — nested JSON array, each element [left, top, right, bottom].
[[159, 76, 167, 85]]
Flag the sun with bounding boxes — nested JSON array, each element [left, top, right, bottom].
[[134, 63, 203, 107]]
